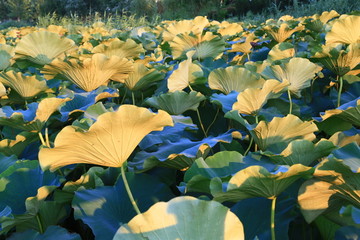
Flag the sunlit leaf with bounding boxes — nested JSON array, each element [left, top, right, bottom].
[[0, 44, 15, 70], [124, 62, 164, 91], [92, 38, 145, 59], [326, 15, 360, 45]]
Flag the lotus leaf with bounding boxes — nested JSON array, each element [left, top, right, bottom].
[[329, 131, 360, 147], [326, 15, 360, 45], [228, 33, 257, 54], [145, 91, 205, 115], [263, 23, 304, 43], [39, 105, 173, 171], [14, 31, 76, 65], [209, 66, 265, 94], [42, 53, 133, 92], [124, 62, 164, 91], [217, 22, 243, 38], [167, 51, 203, 92], [267, 42, 295, 62], [251, 114, 318, 153], [214, 164, 313, 202], [113, 196, 244, 240], [170, 32, 225, 60], [232, 79, 289, 115], [298, 158, 360, 223], [0, 44, 14, 70], [7, 225, 81, 240], [0, 71, 48, 99], [92, 38, 145, 59], [210, 91, 239, 113], [72, 173, 175, 240], [264, 139, 336, 166], [262, 58, 322, 97], [0, 131, 38, 157]]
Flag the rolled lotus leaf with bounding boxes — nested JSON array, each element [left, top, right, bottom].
[[42, 53, 133, 92], [209, 66, 265, 94], [170, 31, 225, 60], [39, 105, 174, 171], [14, 31, 76, 65], [0, 70, 48, 99], [262, 57, 322, 97], [326, 15, 360, 45], [113, 196, 244, 240], [91, 38, 145, 59], [232, 79, 288, 115], [124, 62, 164, 91], [252, 114, 318, 153], [145, 91, 206, 115], [263, 23, 304, 43], [167, 50, 203, 92]]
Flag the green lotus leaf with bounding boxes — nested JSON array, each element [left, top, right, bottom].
[[0, 131, 38, 157], [0, 44, 15, 70], [39, 105, 174, 171], [326, 15, 360, 45], [170, 32, 225, 60], [267, 42, 295, 62], [7, 225, 81, 240], [14, 31, 76, 65], [209, 66, 265, 94], [320, 98, 360, 127], [41, 53, 134, 92], [214, 164, 313, 202], [0, 71, 48, 99], [232, 79, 289, 115], [262, 57, 322, 97], [145, 91, 205, 115], [332, 142, 360, 173], [329, 131, 360, 147], [298, 158, 360, 223], [263, 139, 336, 166], [113, 196, 244, 240], [124, 62, 164, 91], [167, 51, 204, 92], [252, 114, 318, 153], [92, 38, 145, 59]]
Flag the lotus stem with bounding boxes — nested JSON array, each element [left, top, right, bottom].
[[196, 109, 208, 138], [131, 91, 136, 105], [244, 137, 254, 156], [337, 76, 343, 108], [254, 115, 259, 152], [287, 89, 293, 114], [121, 165, 141, 215], [271, 196, 277, 240], [205, 107, 220, 135], [45, 128, 50, 148], [36, 214, 44, 234], [120, 88, 127, 105], [38, 132, 47, 147]]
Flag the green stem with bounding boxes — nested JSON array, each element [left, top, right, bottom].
[[271, 196, 277, 240], [244, 137, 253, 156], [120, 88, 127, 105], [196, 109, 207, 137], [121, 165, 141, 215], [254, 115, 259, 152], [287, 89, 293, 114], [205, 107, 220, 135], [36, 214, 44, 234], [337, 76, 343, 108], [131, 91, 136, 105]]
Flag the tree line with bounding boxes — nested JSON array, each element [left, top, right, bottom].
[[0, 0, 309, 22]]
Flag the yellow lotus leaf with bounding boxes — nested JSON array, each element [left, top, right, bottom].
[[232, 79, 289, 115], [170, 31, 225, 60], [41, 53, 133, 92], [217, 22, 243, 37], [0, 35, 5, 44], [329, 131, 360, 147], [0, 44, 15, 70], [14, 31, 76, 65], [124, 62, 163, 91], [252, 114, 318, 152], [262, 57, 322, 96], [35, 97, 71, 122], [167, 51, 203, 92], [244, 61, 271, 74], [0, 82, 6, 97], [162, 16, 210, 42], [318, 10, 340, 24], [264, 23, 304, 43], [38, 105, 174, 171], [267, 42, 295, 62], [0, 71, 48, 98], [46, 25, 68, 36], [209, 66, 265, 94], [326, 15, 360, 44], [313, 43, 360, 76], [228, 33, 257, 54], [91, 38, 145, 59]]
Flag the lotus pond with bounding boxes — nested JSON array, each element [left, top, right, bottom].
[[0, 11, 359, 240]]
